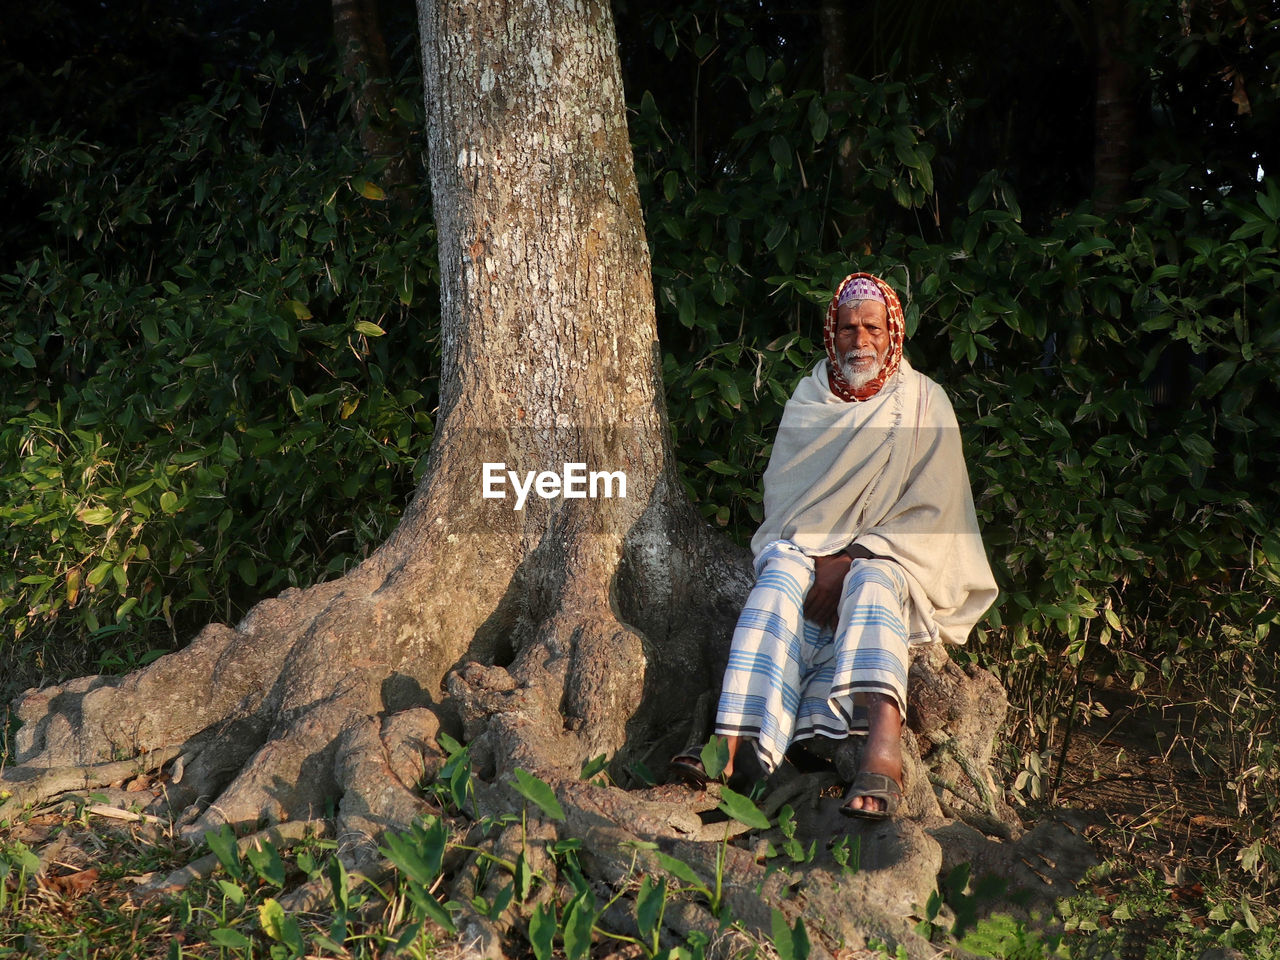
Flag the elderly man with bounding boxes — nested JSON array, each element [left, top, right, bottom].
[[672, 272, 997, 818]]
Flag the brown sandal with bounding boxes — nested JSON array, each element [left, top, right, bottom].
[[839, 771, 902, 820]]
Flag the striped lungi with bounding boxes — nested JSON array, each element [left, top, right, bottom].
[[714, 539, 913, 774]]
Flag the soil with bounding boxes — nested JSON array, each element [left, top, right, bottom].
[[1054, 686, 1240, 870], [1041, 684, 1263, 950]]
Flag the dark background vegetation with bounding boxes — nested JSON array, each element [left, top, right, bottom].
[[2, 0, 1279, 945]]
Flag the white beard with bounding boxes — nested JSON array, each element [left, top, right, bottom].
[[840, 350, 884, 391]]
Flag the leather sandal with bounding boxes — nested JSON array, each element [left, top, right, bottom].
[[839, 771, 903, 820], [670, 741, 766, 793], [669, 749, 711, 788]]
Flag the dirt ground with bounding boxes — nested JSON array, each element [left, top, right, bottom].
[[1043, 684, 1269, 951]]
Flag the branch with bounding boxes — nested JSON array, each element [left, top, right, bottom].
[[0, 745, 182, 821]]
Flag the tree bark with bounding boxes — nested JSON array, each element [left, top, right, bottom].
[[332, 0, 412, 195], [6, 0, 748, 852], [820, 0, 873, 247], [2, 2, 1037, 955], [1092, 0, 1137, 214]]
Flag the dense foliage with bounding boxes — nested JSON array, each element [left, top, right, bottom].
[[1, 44, 437, 677], [2, 0, 1278, 899], [635, 1, 1280, 878]]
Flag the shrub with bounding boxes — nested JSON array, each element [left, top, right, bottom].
[[0, 45, 438, 684]]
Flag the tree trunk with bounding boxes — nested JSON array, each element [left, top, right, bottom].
[[332, 0, 413, 195], [2, 1, 1040, 955], [1092, 0, 1137, 214], [820, 0, 873, 247]]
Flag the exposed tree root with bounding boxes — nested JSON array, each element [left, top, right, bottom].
[[0, 745, 182, 820], [1, 477, 1044, 960]]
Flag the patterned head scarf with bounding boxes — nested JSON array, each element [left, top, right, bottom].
[[824, 271, 905, 402]]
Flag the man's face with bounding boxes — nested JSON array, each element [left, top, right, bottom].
[[834, 299, 890, 390]]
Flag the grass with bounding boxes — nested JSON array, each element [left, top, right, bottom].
[[1057, 863, 1279, 959], [4, 692, 1279, 960], [1, 793, 1275, 960], [0, 805, 407, 959]]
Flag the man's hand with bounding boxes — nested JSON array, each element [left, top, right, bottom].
[[803, 552, 853, 630]]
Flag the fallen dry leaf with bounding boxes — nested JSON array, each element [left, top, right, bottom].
[[1232, 70, 1252, 115], [124, 775, 154, 793], [40, 867, 100, 899]]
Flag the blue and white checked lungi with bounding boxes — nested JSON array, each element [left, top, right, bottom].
[[714, 539, 913, 774]]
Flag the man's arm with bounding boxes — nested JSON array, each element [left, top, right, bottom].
[[804, 544, 895, 629], [803, 553, 853, 630]]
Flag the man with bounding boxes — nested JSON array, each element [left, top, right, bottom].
[[672, 272, 997, 819]]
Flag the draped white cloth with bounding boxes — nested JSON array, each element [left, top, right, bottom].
[[750, 358, 997, 645]]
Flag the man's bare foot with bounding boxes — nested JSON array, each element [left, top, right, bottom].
[[842, 694, 903, 815]]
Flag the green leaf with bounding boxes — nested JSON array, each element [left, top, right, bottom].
[[354, 320, 386, 337], [382, 816, 448, 886], [636, 875, 666, 942], [655, 851, 709, 896], [769, 136, 792, 170], [1197, 359, 1237, 398], [86, 562, 114, 588], [563, 891, 597, 960], [327, 856, 350, 914], [700, 736, 729, 778], [210, 928, 252, 949], [258, 897, 287, 939], [246, 839, 285, 886], [79, 507, 115, 526], [12, 344, 36, 368], [206, 824, 243, 881], [406, 883, 457, 933], [513, 768, 566, 820], [1067, 237, 1114, 257], [808, 99, 829, 142], [488, 882, 514, 920], [529, 902, 556, 960], [515, 851, 533, 901], [159, 491, 179, 514], [1241, 895, 1260, 933], [771, 910, 809, 960], [263, 902, 301, 955], [717, 786, 771, 830], [718, 377, 742, 409], [579, 754, 609, 781], [764, 220, 788, 251], [746, 46, 766, 81], [124, 479, 155, 498]]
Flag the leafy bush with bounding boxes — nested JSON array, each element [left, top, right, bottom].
[[635, 9, 956, 532], [631, 7, 1280, 864], [0, 45, 438, 684]]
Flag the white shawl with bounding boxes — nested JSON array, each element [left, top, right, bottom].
[[750, 358, 997, 645]]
